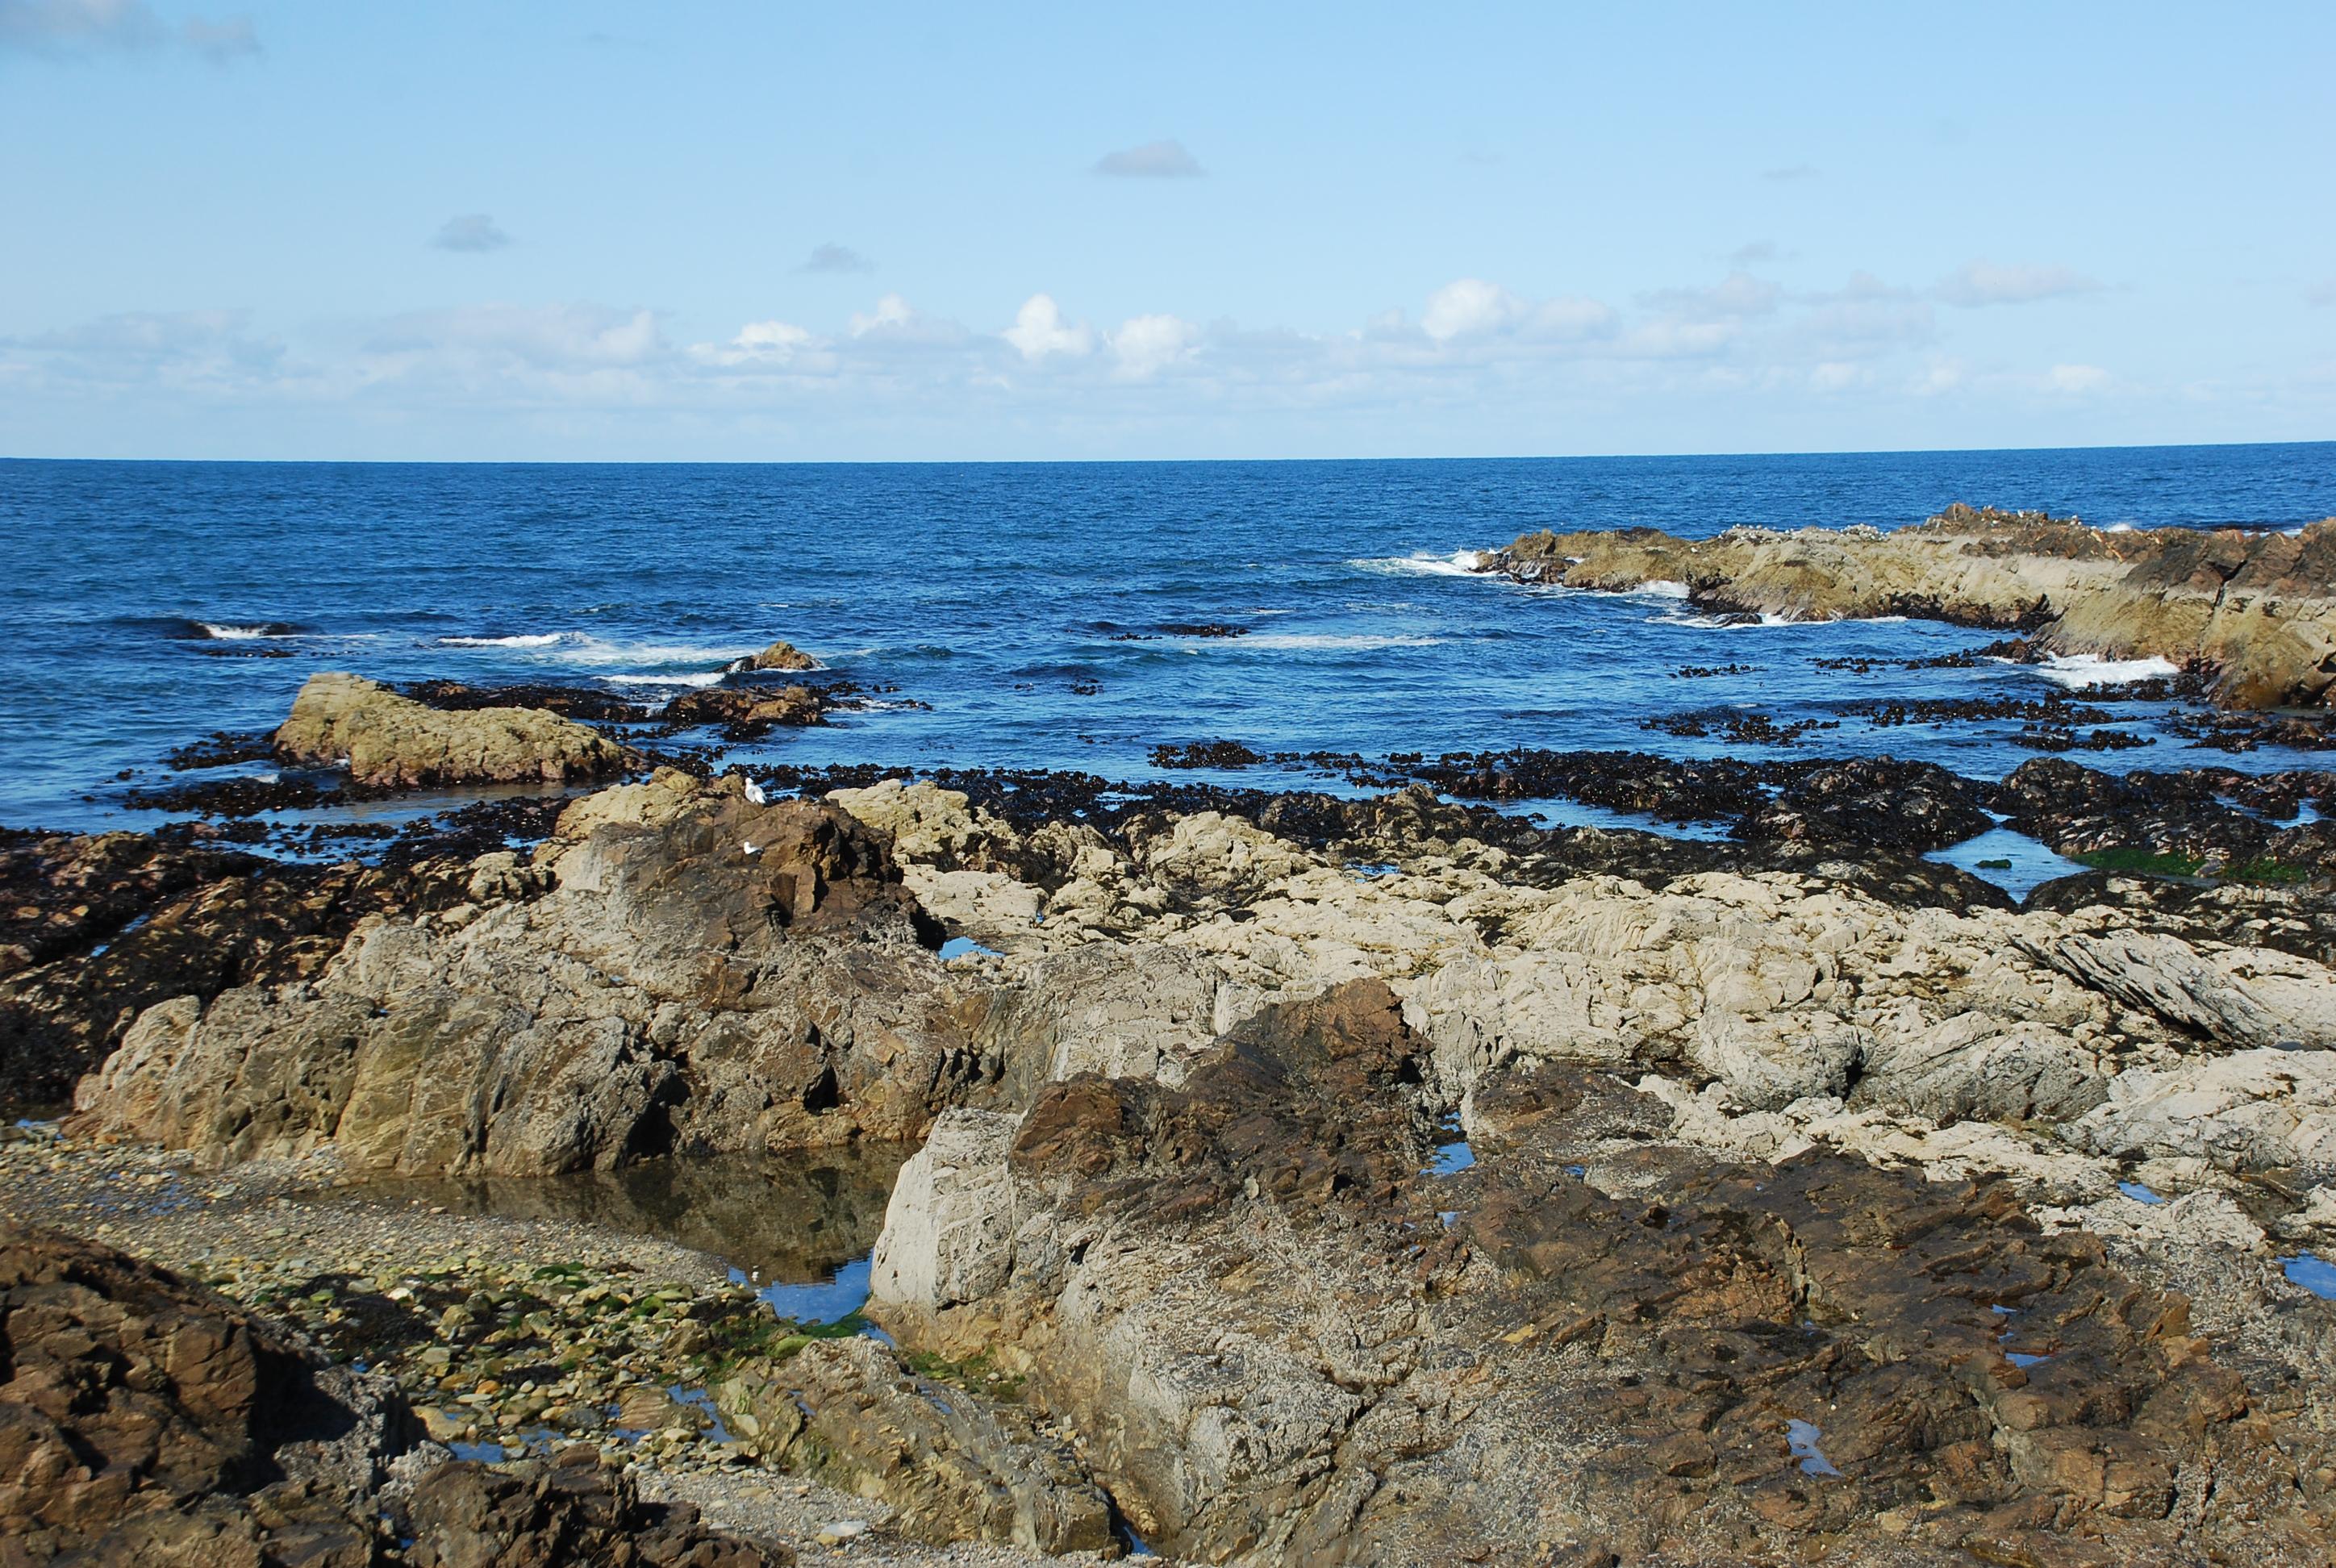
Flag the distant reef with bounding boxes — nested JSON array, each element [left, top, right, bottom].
[[1484, 503, 2336, 709]]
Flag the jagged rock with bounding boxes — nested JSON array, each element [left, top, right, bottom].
[[72, 778, 985, 1175], [869, 1011, 2335, 1566], [0, 1228, 406, 1567], [716, 1337, 1110, 1553], [724, 639, 820, 673], [274, 672, 625, 788], [2067, 1048, 2336, 1177], [0, 844, 494, 1115], [664, 684, 824, 738], [1488, 508, 2336, 709], [2016, 928, 2336, 1049], [403, 1445, 786, 1568]]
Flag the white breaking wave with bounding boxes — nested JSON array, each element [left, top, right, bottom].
[[604, 670, 728, 689], [2104, 522, 2138, 534], [1236, 632, 1445, 650], [1631, 579, 1692, 600], [1647, 608, 1798, 629], [194, 621, 292, 640], [2033, 653, 2180, 688], [1349, 548, 1488, 578], [433, 631, 756, 669]]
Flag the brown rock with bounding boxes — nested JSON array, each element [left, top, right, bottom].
[[403, 1444, 786, 1568], [0, 1228, 403, 1566], [726, 639, 820, 673], [664, 684, 825, 738]]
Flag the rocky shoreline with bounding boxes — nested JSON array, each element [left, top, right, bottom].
[[1483, 504, 2336, 711], [8, 657, 2336, 1563]]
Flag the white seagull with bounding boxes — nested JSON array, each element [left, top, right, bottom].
[[743, 777, 767, 806]]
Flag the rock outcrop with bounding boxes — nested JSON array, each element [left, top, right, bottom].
[[0, 834, 487, 1114], [0, 1227, 403, 1566], [0, 1227, 782, 1568], [71, 776, 987, 1175], [725, 639, 821, 673], [275, 672, 626, 787], [1486, 506, 2336, 708], [867, 999, 2336, 1566], [403, 1444, 786, 1568], [717, 1337, 1111, 1554], [664, 684, 826, 738]]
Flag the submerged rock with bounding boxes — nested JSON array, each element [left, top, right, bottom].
[[275, 671, 626, 788]]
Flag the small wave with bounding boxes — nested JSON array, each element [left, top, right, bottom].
[[437, 633, 564, 648], [1237, 632, 1445, 651], [2104, 522, 2138, 534], [603, 670, 728, 689], [185, 619, 304, 640], [1349, 549, 1487, 578], [1631, 580, 1692, 600], [2032, 653, 2181, 688], [1647, 609, 1798, 629]]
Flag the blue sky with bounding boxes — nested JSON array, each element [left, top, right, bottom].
[[2, 1, 2331, 460]]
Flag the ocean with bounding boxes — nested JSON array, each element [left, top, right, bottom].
[[5, 442, 2334, 837]]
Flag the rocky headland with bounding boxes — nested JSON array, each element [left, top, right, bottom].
[[1484, 505, 2336, 710], [6, 739, 2334, 1564]]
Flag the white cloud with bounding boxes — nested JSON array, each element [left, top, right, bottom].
[[1003, 294, 1094, 361], [431, 214, 511, 253], [1935, 260, 2101, 307], [1761, 163, 1817, 182], [1109, 314, 1199, 378], [693, 319, 816, 369], [1421, 278, 1524, 342], [0, 0, 257, 60], [2309, 278, 2336, 307], [1092, 140, 1204, 178]]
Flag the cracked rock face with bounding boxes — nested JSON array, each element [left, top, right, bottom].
[[0, 1228, 403, 1566], [71, 778, 993, 1175], [871, 1006, 2335, 1566]]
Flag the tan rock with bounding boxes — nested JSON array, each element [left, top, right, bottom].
[[274, 671, 624, 787]]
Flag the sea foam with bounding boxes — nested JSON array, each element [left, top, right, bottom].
[[1349, 549, 1487, 578], [2032, 653, 2181, 688]]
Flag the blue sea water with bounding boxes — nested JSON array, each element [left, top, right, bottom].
[[3, 443, 2334, 836]]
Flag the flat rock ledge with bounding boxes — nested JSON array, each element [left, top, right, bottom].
[[1486, 504, 2336, 709], [275, 671, 628, 788]]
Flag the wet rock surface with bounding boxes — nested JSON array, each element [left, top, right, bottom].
[[1490, 505, 2336, 709]]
